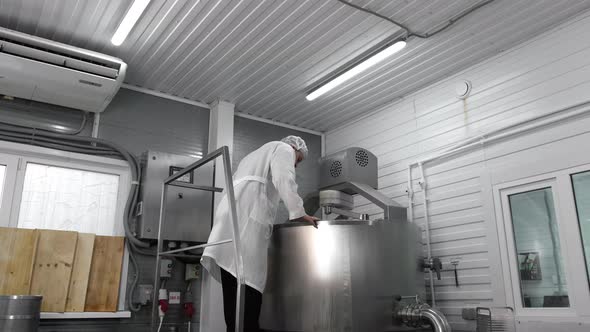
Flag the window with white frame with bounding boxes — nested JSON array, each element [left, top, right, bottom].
[[0, 141, 130, 236], [507, 187, 569, 308], [17, 163, 120, 235], [496, 167, 590, 317]]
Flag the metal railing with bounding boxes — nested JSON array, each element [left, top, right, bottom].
[[151, 146, 245, 332]]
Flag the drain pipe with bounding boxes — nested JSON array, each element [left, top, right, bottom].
[[397, 302, 452, 332], [406, 164, 414, 222], [418, 162, 436, 307]]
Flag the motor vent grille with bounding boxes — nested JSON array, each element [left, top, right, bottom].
[[330, 161, 342, 177], [355, 150, 369, 167]]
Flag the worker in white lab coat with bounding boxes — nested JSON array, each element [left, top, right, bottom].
[[201, 135, 318, 332]]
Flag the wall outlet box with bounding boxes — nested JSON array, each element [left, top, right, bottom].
[[160, 259, 173, 278], [185, 263, 200, 280], [169, 291, 181, 304], [132, 284, 154, 305]]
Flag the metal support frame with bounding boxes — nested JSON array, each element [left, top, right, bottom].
[[325, 181, 406, 220], [151, 146, 245, 332]]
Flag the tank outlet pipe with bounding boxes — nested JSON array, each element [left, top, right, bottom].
[[396, 303, 452, 332]]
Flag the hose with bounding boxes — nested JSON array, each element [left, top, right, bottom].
[[337, 0, 496, 39], [157, 317, 164, 332], [126, 242, 143, 313]]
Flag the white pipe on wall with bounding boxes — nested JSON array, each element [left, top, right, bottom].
[[418, 162, 436, 307]]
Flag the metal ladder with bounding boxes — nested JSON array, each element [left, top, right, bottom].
[[151, 146, 245, 332]]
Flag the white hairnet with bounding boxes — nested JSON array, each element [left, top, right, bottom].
[[281, 135, 308, 158]]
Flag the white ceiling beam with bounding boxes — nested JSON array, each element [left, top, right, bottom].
[[121, 84, 323, 136]]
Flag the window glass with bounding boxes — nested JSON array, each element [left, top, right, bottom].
[[572, 171, 590, 285], [17, 163, 120, 235], [508, 187, 569, 308]]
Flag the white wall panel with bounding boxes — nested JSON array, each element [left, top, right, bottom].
[[325, 10, 590, 330]]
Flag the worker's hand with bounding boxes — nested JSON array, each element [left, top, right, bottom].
[[292, 215, 319, 228]]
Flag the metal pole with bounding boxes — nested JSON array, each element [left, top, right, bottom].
[[151, 183, 168, 330], [158, 239, 233, 255], [221, 147, 245, 332]]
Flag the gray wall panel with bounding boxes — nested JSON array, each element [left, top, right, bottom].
[[99, 88, 209, 157]]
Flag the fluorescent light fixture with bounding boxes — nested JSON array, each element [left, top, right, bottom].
[[111, 0, 150, 46], [306, 40, 407, 101]]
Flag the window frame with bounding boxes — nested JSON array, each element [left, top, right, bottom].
[[494, 169, 590, 319], [0, 140, 132, 317]]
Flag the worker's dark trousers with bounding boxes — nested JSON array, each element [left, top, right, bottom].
[[220, 268, 262, 332]]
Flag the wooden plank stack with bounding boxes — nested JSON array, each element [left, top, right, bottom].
[[0, 227, 125, 313], [85, 236, 125, 312], [66, 233, 96, 312], [0, 228, 38, 295]]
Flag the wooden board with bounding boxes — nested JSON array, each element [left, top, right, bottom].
[[85, 236, 124, 312], [65, 233, 95, 312], [30, 229, 78, 312], [0, 227, 39, 295]]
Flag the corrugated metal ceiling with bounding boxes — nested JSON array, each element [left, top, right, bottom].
[[1, 0, 589, 132]]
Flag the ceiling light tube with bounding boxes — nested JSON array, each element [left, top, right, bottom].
[[306, 40, 406, 101], [111, 0, 151, 46]]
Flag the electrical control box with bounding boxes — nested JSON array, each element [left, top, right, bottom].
[[185, 263, 200, 281], [160, 259, 173, 278], [137, 151, 215, 242]]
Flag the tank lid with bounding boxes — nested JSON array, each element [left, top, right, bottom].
[[274, 219, 390, 229]]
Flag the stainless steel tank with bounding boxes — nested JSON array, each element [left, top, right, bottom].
[[260, 220, 424, 332], [0, 295, 42, 332]]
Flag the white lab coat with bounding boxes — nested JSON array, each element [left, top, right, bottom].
[[201, 141, 306, 292]]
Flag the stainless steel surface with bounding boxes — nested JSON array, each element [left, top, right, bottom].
[[260, 219, 424, 332], [320, 148, 378, 191], [420, 308, 452, 332], [152, 147, 245, 332], [3, 1, 588, 131], [319, 190, 354, 210], [137, 151, 214, 242], [319, 148, 405, 220], [324, 206, 369, 220], [0, 295, 42, 332], [334, 181, 406, 220], [397, 302, 452, 332]]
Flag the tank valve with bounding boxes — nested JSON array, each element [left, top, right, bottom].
[[424, 257, 443, 280]]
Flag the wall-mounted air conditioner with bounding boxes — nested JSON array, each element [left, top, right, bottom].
[[0, 27, 127, 113]]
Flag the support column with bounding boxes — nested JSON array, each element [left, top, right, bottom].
[[200, 98, 235, 332], [208, 98, 235, 209]]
